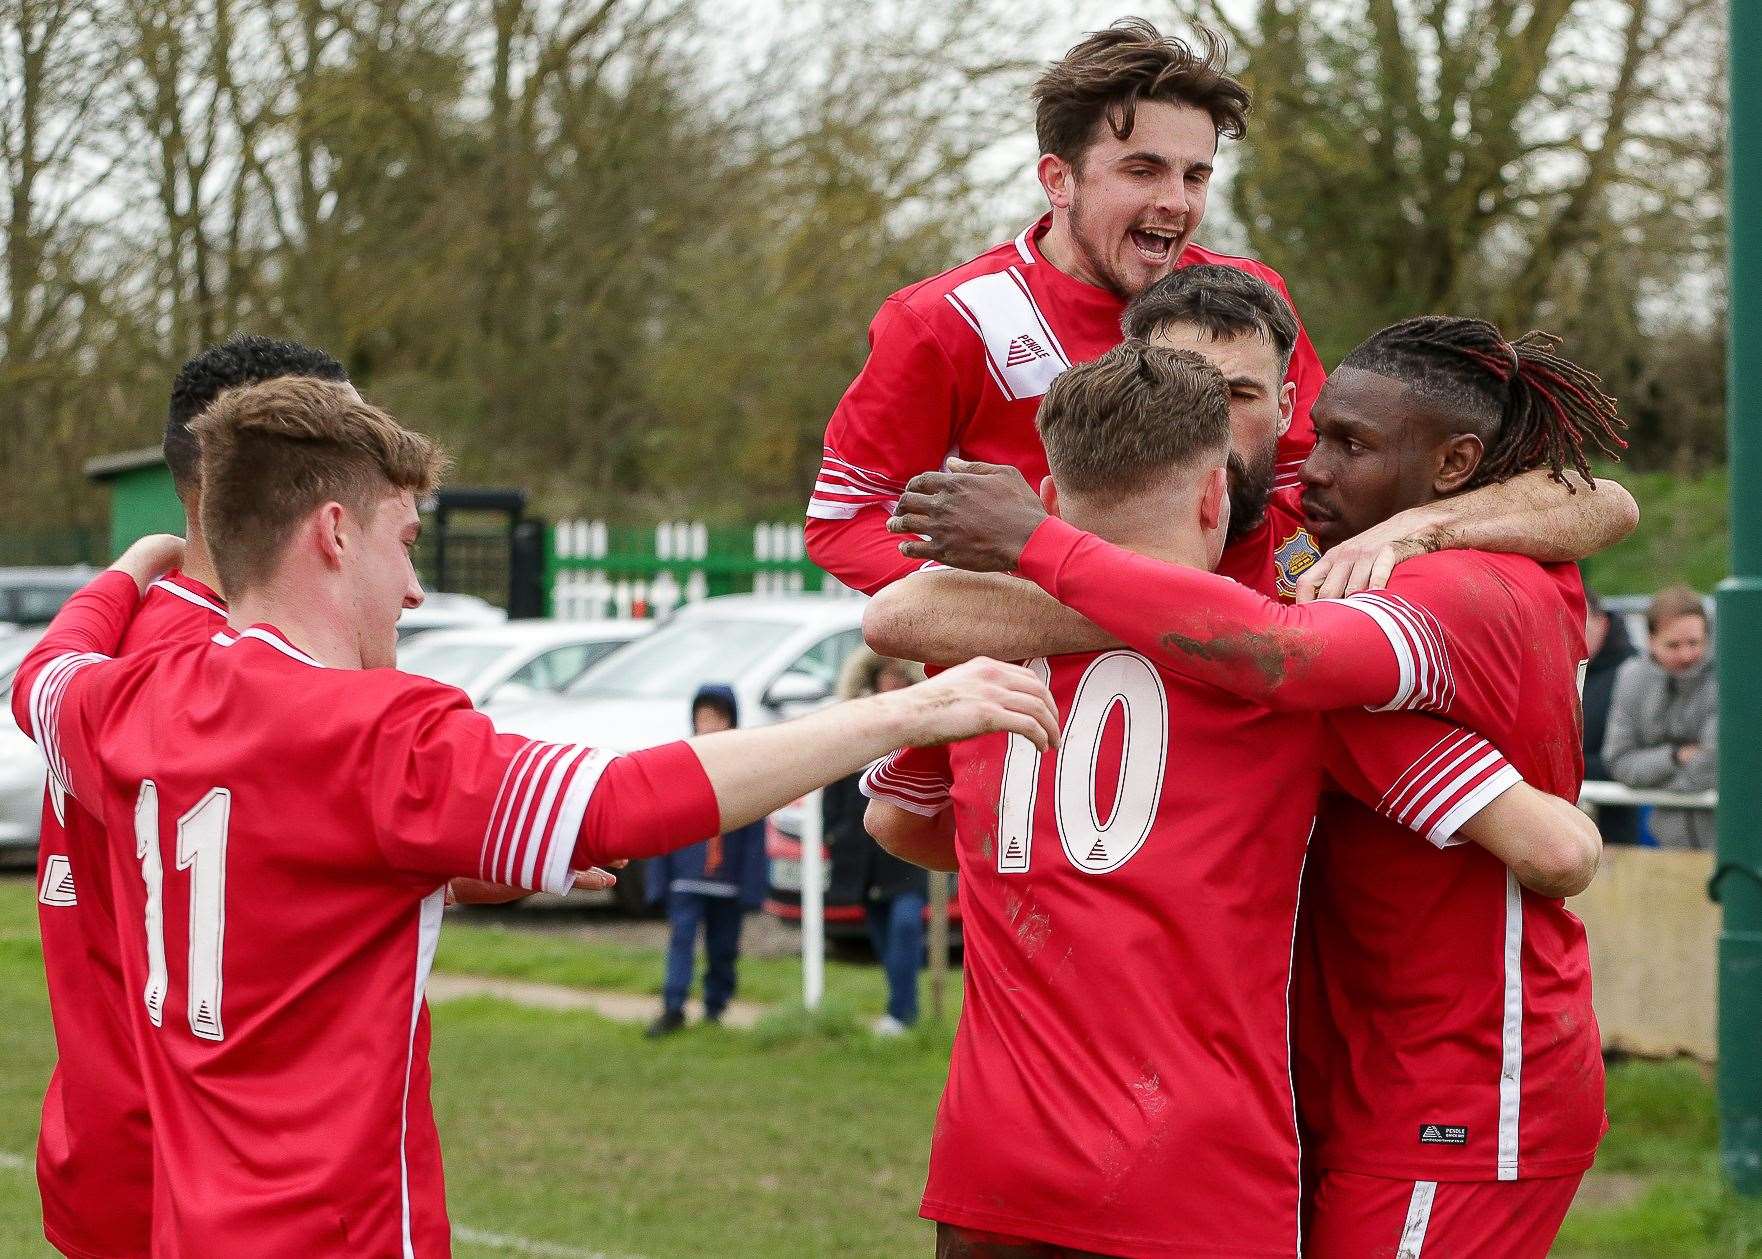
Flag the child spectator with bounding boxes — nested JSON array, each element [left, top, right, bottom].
[[646, 685, 769, 1035]]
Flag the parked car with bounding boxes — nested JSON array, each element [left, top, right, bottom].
[[396, 620, 652, 708], [0, 567, 96, 634], [0, 629, 48, 853], [396, 592, 507, 641], [487, 594, 867, 910], [761, 796, 962, 946]]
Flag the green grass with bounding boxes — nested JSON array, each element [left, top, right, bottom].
[[1583, 465, 1729, 596], [432, 912, 919, 1014], [0, 876, 1758, 1256]]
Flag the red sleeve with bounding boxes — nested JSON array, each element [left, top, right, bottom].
[[10, 571, 141, 810], [1362, 555, 1529, 721], [1323, 708, 1522, 848], [370, 683, 721, 888], [859, 744, 953, 816], [805, 298, 966, 595], [1015, 516, 1402, 710]]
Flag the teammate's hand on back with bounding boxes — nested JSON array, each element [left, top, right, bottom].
[[888, 459, 1047, 571], [1294, 510, 1443, 602], [879, 656, 1060, 751], [109, 533, 187, 595]]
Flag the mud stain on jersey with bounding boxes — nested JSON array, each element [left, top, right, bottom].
[[1159, 623, 1322, 690]]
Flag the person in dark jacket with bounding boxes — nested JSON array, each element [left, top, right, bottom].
[[825, 648, 930, 1036], [646, 685, 769, 1036], [1581, 587, 1640, 844]]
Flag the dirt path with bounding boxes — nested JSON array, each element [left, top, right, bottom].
[[426, 972, 768, 1030]]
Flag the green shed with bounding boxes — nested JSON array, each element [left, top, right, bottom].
[[84, 447, 183, 558]]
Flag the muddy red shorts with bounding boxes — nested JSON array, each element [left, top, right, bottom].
[[1305, 1169, 1583, 1258]]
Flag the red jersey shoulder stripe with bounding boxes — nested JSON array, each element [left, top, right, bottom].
[[1339, 592, 1455, 713], [860, 752, 951, 817], [481, 741, 616, 893], [1375, 728, 1521, 846]]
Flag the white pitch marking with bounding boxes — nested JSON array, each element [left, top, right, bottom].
[[0, 1151, 29, 1171], [453, 1224, 648, 1259]]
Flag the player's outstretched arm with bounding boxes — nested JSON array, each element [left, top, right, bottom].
[[887, 462, 1400, 711], [1295, 469, 1639, 602], [1455, 786, 1602, 899], [865, 569, 1116, 666], [864, 799, 958, 873], [687, 657, 1058, 834]]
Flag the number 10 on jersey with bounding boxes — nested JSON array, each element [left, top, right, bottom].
[[135, 781, 231, 1041], [996, 652, 1170, 876]]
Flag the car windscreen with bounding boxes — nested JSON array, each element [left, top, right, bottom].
[[395, 639, 510, 690], [564, 618, 795, 699]]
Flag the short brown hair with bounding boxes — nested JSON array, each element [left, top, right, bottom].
[[1646, 584, 1708, 634], [1122, 264, 1300, 374], [1036, 340, 1229, 499], [191, 377, 447, 596], [1034, 18, 1250, 166]]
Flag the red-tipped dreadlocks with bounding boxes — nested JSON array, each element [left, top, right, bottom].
[[1340, 316, 1628, 491]]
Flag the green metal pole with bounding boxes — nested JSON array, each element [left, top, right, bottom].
[[1717, 0, 1762, 1198]]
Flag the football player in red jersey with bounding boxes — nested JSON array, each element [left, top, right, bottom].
[[806, 20, 1638, 610], [11, 378, 1059, 1259], [858, 343, 1598, 1259], [889, 317, 1629, 1258], [863, 266, 1637, 669], [29, 335, 356, 1259]]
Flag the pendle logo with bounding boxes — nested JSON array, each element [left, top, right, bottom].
[[1004, 335, 1051, 367], [1419, 1124, 1468, 1145]]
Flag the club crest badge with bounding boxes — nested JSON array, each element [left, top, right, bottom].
[[1274, 528, 1322, 599]]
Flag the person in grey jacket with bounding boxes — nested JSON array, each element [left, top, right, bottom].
[[1604, 584, 1717, 849]]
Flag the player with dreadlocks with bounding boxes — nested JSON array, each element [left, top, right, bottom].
[[883, 316, 1629, 1257]]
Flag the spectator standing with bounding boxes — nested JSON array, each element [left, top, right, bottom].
[[1582, 587, 1640, 845], [646, 685, 769, 1036], [1604, 585, 1718, 850], [825, 648, 930, 1037]]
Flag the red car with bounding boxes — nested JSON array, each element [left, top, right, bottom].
[[762, 797, 961, 942]]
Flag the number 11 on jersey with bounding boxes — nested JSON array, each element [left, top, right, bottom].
[[134, 781, 231, 1041]]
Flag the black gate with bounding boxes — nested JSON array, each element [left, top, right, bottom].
[[416, 487, 544, 618]]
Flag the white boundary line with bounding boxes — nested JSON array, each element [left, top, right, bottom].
[[453, 1225, 648, 1259]]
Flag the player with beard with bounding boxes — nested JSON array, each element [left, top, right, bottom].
[[857, 343, 1599, 1259], [862, 267, 1638, 667], [885, 317, 1625, 1259]]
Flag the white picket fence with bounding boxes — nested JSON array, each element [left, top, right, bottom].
[[549, 519, 860, 621]]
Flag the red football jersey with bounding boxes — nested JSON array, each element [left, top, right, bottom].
[[15, 574, 719, 1257], [1011, 520, 1604, 1183], [804, 215, 1326, 594], [863, 660, 1519, 1258], [33, 570, 225, 1259], [1218, 486, 1320, 600]]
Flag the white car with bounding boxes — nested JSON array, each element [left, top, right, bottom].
[[396, 620, 653, 708], [0, 629, 48, 851], [485, 594, 867, 751], [396, 592, 507, 642]]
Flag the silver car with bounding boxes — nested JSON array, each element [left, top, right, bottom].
[[0, 629, 48, 852], [396, 619, 653, 708]]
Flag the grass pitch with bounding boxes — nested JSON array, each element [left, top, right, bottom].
[[0, 880, 1757, 1256]]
